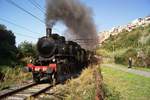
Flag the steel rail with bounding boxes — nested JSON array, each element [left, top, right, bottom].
[[0, 82, 37, 99]]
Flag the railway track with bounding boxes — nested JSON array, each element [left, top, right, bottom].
[[0, 72, 80, 100], [0, 81, 55, 100]]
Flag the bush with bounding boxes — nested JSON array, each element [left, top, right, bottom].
[[136, 47, 150, 67], [114, 48, 137, 65], [96, 49, 110, 57], [114, 55, 125, 65], [18, 41, 36, 65], [18, 41, 36, 57]]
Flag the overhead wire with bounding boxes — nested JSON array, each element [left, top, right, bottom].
[[0, 18, 39, 39], [0, 18, 41, 35], [5, 0, 45, 24], [27, 0, 63, 33], [0, 0, 42, 39], [15, 32, 37, 39], [0, 20, 38, 39], [31, 0, 45, 11], [27, 0, 45, 14], [4, 0, 62, 37]]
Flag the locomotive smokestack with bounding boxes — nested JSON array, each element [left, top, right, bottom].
[[46, 28, 52, 37], [45, 0, 98, 49]]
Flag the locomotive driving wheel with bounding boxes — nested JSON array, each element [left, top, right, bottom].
[[47, 74, 53, 83], [32, 72, 40, 83], [54, 72, 59, 82]]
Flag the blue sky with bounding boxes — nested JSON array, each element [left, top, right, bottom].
[[0, 0, 150, 45]]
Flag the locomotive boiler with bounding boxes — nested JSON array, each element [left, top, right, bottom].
[[25, 28, 90, 83]]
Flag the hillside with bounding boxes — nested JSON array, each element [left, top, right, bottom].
[[99, 16, 150, 44], [98, 25, 150, 67]]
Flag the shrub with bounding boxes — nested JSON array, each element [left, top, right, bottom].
[[96, 49, 110, 57], [18, 41, 36, 57], [114, 48, 137, 65], [114, 55, 125, 65]]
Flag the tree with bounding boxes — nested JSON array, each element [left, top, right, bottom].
[[0, 24, 6, 30], [18, 41, 36, 57], [0, 24, 18, 65]]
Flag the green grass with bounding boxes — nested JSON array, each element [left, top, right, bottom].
[[103, 63, 150, 72], [101, 65, 150, 100], [133, 67, 150, 72]]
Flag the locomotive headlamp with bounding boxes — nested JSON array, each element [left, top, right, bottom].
[[29, 59, 32, 63], [52, 58, 56, 62]]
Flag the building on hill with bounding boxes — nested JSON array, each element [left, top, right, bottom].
[[145, 16, 150, 25], [98, 16, 150, 44]]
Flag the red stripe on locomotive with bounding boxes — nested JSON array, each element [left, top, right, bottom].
[[27, 63, 57, 72], [49, 64, 57, 72]]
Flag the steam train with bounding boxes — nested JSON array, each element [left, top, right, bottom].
[[25, 28, 92, 83]]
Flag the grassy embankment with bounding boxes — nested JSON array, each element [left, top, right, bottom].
[[39, 65, 104, 100], [101, 64, 150, 100], [97, 25, 150, 69], [0, 66, 32, 90]]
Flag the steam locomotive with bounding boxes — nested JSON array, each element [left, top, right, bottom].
[[25, 28, 92, 83]]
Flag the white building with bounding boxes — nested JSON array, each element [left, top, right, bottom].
[[98, 16, 150, 44]]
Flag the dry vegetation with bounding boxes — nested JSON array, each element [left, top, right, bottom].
[[0, 66, 32, 90], [38, 65, 104, 100]]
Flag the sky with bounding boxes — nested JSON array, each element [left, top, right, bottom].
[[0, 0, 150, 45]]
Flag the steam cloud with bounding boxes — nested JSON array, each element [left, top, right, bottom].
[[45, 0, 98, 49]]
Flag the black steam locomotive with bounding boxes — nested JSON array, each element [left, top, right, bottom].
[[25, 28, 91, 82]]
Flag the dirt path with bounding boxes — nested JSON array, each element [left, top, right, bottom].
[[102, 64, 150, 78]]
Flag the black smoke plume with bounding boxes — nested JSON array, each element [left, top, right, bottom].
[[45, 0, 98, 49]]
